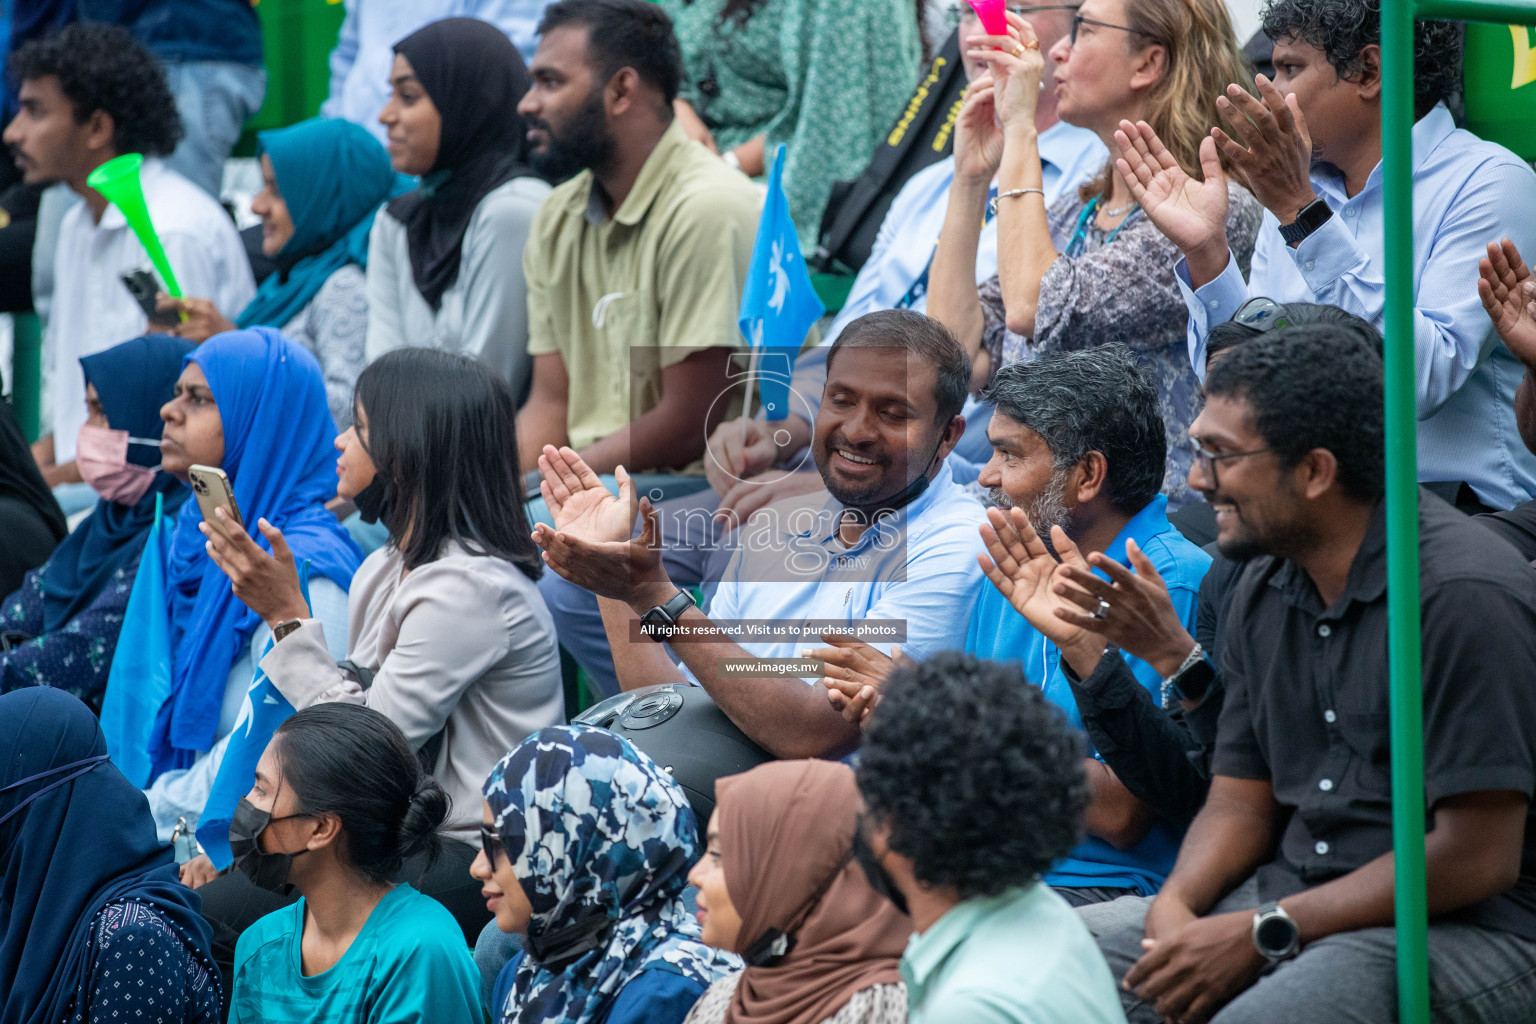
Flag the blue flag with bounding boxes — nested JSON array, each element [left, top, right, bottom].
[[100, 494, 173, 788], [739, 144, 823, 421], [197, 562, 313, 869]]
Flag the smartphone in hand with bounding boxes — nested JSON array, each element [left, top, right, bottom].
[[188, 464, 243, 529], [120, 269, 180, 328]]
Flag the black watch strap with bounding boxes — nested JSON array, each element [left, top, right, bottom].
[[1279, 197, 1333, 247], [639, 590, 695, 641]]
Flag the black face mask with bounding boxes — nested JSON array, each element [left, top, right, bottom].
[[352, 475, 393, 526], [524, 910, 615, 972], [229, 797, 312, 895], [850, 825, 910, 918], [837, 433, 947, 527]]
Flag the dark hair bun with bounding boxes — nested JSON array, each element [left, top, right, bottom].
[[399, 775, 449, 862]]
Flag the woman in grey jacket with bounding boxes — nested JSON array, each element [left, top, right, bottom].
[[191, 347, 562, 989]]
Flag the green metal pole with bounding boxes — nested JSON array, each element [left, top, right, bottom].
[[10, 312, 42, 443], [1380, 2, 1430, 1023]]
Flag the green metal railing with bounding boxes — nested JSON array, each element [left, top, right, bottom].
[[1383, 3, 1536, 1022]]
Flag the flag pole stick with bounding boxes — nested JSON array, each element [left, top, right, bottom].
[[741, 343, 760, 448]]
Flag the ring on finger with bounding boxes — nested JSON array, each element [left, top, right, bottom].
[[1010, 41, 1024, 57], [1092, 598, 1111, 620]]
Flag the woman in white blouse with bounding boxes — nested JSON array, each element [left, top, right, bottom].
[[192, 347, 563, 972]]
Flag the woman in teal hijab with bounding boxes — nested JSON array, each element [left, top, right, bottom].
[[163, 118, 408, 426]]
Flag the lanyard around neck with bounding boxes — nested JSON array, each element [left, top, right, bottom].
[[1065, 195, 1138, 258]]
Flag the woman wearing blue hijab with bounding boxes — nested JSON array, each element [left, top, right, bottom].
[[163, 118, 405, 427], [0, 687, 220, 1024], [472, 725, 740, 1024], [136, 327, 362, 843], [0, 335, 193, 705]]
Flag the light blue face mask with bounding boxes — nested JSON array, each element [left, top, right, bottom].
[[0, 755, 111, 830]]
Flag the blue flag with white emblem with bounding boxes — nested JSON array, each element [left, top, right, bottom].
[[196, 562, 312, 869], [739, 144, 823, 421]]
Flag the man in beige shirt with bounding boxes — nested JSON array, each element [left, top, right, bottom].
[[515, 0, 760, 478]]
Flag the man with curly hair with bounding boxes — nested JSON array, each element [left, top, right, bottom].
[[1116, 0, 1536, 514], [1099, 326, 1536, 1023], [854, 651, 1125, 1023], [4, 22, 253, 491]]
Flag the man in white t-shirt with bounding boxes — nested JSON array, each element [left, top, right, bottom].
[[4, 23, 254, 487]]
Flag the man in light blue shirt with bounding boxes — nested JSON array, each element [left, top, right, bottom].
[[532, 310, 986, 759], [962, 349, 1208, 907], [854, 653, 1126, 1024], [1117, 1, 1536, 510], [536, 7, 1100, 695]]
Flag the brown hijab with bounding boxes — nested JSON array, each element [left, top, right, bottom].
[[716, 760, 911, 1024]]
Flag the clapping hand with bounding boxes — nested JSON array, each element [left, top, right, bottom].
[[532, 446, 668, 602], [1479, 238, 1536, 369], [1210, 75, 1317, 226], [977, 505, 1104, 672], [811, 633, 908, 728], [1054, 538, 1199, 680], [1114, 121, 1232, 282]]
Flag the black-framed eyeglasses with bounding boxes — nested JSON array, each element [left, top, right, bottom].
[[479, 824, 506, 868], [1069, 12, 1152, 44], [1189, 436, 1272, 488], [1232, 296, 1294, 334]]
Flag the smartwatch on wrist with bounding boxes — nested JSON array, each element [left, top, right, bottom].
[[1252, 902, 1301, 963], [1160, 643, 1214, 706], [1278, 197, 1333, 247], [639, 590, 696, 642], [272, 618, 304, 643]]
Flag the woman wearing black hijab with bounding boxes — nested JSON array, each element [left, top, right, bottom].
[[0, 336, 192, 706], [364, 17, 550, 405], [0, 397, 65, 601], [0, 687, 220, 1024]]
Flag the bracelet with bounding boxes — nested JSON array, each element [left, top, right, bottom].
[[723, 149, 743, 173], [1159, 642, 1204, 708], [988, 187, 1045, 215]]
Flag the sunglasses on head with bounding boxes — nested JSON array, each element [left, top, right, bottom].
[[1232, 296, 1295, 334]]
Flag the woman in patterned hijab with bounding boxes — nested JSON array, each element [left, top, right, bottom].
[[474, 725, 740, 1024]]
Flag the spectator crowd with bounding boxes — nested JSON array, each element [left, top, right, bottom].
[[2, 0, 1536, 1022]]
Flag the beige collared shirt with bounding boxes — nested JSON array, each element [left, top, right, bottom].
[[523, 121, 761, 473]]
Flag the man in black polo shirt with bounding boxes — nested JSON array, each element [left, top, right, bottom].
[[1096, 326, 1536, 1024]]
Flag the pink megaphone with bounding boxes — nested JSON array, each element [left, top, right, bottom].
[[967, 0, 1008, 36]]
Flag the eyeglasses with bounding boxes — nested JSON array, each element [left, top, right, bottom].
[[1069, 12, 1152, 45], [479, 824, 506, 868], [1189, 437, 1272, 488], [1231, 296, 1295, 334]]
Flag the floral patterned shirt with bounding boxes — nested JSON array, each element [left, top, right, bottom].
[[68, 899, 220, 1024], [0, 550, 141, 709], [979, 181, 1263, 508], [661, 0, 922, 252]]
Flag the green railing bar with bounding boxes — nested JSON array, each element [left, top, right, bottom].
[[1383, 3, 1536, 1022], [10, 313, 42, 443], [1416, 0, 1536, 20], [1380, 0, 1429, 1020]]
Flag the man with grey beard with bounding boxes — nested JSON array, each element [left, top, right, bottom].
[[825, 345, 1211, 908]]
